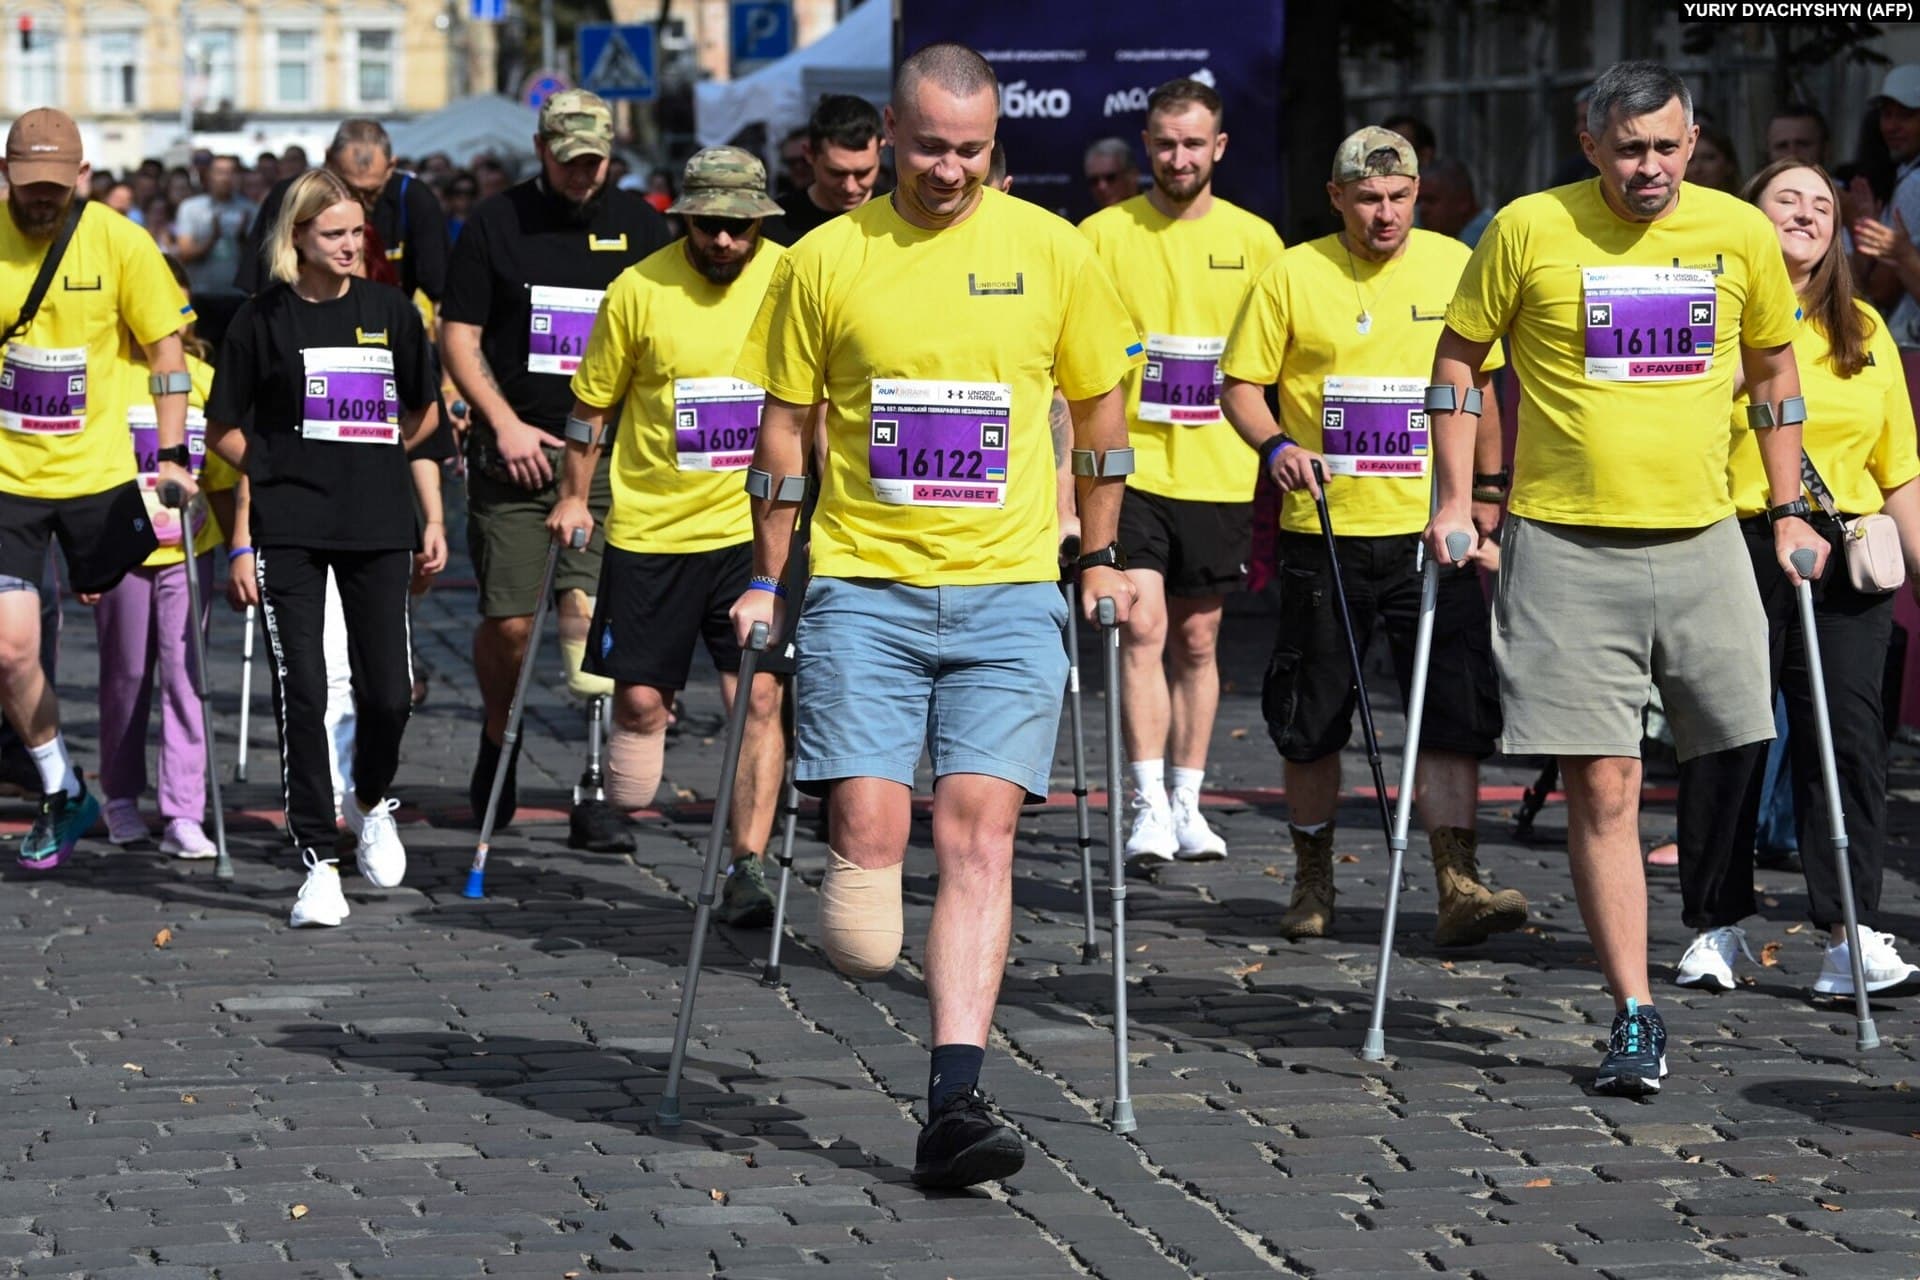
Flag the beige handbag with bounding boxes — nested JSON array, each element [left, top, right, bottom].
[[1802, 454, 1905, 594]]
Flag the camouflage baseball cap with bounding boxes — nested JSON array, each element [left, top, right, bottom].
[[539, 89, 615, 161], [1331, 126, 1419, 183], [667, 147, 784, 219]]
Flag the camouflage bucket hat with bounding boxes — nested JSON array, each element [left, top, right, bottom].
[[667, 146, 785, 218], [540, 89, 615, 161], [1331, 126, 1419, 183]]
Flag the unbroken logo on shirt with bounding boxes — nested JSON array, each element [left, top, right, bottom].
[[355, 327, 389, 345], [590, 234, 629, 251], [1209, 255, 1245, 270], [1671, 254, 1726, 276], [968, 273, 1025, 296]]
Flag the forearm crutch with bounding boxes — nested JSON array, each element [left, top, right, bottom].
[[463, 527, 586, 899], [235, 605, 256, 782], [1308, 459, 1394, 847], [1098, 595, 1137, 1133], [158, 483, 232, 881], [659, 619, 771, 1129], [1360, 523, 1471, 1062], [1064, 536, 1099, 963], [1790, 547, 1879, 1052]]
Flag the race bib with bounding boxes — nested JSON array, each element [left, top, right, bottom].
[[868, 378, 1009, 508], [673, 377, 763, 471], [1319, 376, 1428, 477], [301, 347, 400, 444], [130, 405, 209, 546], [0, 344, 87, 435], [1138, 334, 1225, 424], [527, 285, 603, 375], [1582, 266, 1716, 381]]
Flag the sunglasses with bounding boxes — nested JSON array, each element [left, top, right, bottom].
[[688, 215, 756, 237]]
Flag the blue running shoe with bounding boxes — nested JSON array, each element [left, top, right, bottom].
[[20, 779, 99, 871], [1595, 997, 1668, 1096]]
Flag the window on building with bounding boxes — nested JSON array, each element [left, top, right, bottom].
[[4, 15, 61, 112], [90, 27, 140, 110], [355, 28, 394, 107], [274, 28, 314, 107], [197, 27, 239, 110]]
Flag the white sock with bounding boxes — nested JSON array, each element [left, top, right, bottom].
[[1169, 766, 1205, 798], [1293, 820, 1330, 836], [29, 736, 80, 798], [1127, 759, 1167, 805]]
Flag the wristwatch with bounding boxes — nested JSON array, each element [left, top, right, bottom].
[[1473, 469, 1511, 490], [1767, 497, 1814, 523], [156, 444, 192, 467], [1075, 541, 1127, 572]]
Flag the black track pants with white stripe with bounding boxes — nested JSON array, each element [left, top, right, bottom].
[[256, 546, 414, 852]]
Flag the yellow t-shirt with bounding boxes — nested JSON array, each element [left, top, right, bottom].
[[1079, 194, 1283, 502], [1729, 300, 1920, 517], [736, 188, 1143, 586], [100, 354, 240, 567], [1221, 230, 1504, 536], [1445, 179, 1800, 528], [571, 239, 784, 555], [0, 202, 193, 499]]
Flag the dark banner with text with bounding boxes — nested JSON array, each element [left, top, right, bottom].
[[898, 1, 1287, 226]]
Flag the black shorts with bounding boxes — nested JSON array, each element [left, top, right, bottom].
[[0, 483, 158, 594], [585, 542, 751, 690], [1261, 531, 1501, 763], [1118, 488, 1249, 598]]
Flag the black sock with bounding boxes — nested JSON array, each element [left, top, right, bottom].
[[928, 1043, 985, 1110]]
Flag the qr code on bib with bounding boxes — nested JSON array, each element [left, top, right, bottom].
[[981, 423, 1005, 450], [67, 376, 84, 396], [531, 316, 551, 333], [307, 377, 327, 397], [1323, 407, 1344, 430], [872, 419, 897, 446]]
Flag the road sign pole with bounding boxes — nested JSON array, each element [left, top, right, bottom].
[[541, 0, 556, 77]]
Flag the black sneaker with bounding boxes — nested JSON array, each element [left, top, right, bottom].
[[911, 1088, 1025, 1189], [468, 729, 520, 830], [568, 797, 636, 852], [1594, 998, 1668, 1096], [718, 855, 775, 928]]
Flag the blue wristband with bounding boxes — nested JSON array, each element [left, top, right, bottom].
[[1257, 434, 1296, 472], [747, 576, 787, 599], [228, 546, 255, 562]]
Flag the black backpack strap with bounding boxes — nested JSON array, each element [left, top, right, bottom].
[[1, 199, 87, 347]]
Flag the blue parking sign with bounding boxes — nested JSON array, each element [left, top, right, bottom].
[[731, 0, 792, 73], [578, 23, 657, 102]]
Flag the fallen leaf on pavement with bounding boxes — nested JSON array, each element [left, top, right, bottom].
[[1786, 923, 1804, 934], [1231, 961, 1264, 978], [179, 1093, 196, 1105], [1263, 865, 1281, 878], [1754, 1173, 1777, 1183], [1817, 1200, 1843, 1212], [153, 928, 172, 948], [708, 1188, 728, 1204], [121, 1063, 143, 1073], [1760, 941, 1782, 968], [1895, 1081, 1912, 1093], [1229, 728, 1248, 740], [289, 1204, 309, 1220], [1763, 896, 1781, 907], [1523, 1177, 1552, 1187], [1134, 944, 1149, 953], [1740, 975, 1758, 986], [1440, 961, 1456, 971], [1338, 853, 1360, 864]]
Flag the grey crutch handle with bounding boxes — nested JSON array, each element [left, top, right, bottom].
[[1445, 532, 1472, 566], [1791, 548, 1817, 579], [1096, 597, 1116, 628], [746, 620, 770, 652], [561, 527, 588, 550], [157, 480, 190, 510]]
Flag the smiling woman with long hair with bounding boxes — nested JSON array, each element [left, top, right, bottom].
[[202, 167, 441, 927]]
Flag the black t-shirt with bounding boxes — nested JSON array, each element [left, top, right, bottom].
[[208, 278, 435, 551], [440, 179, 672, 433], [763, 186, 844, 246], [237, 171, 450, 302]]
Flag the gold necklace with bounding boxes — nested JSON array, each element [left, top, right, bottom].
[[1343, 236, 1403, 335]]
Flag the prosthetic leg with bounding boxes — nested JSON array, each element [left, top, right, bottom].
[[563, 591, 636, 853]]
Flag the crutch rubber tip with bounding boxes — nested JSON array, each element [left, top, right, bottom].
[[215, 862, 235, 882], [760, 964, 783, 986], [461, 870, 486, 899], [1858, 1020, 1880, 1052], [1080, 942, 1101, 964], [656, 1100, 683, 1129], [1109, 1102, 1136, 1134], [1790, 548, 1817, 576], [1360, 1031, 1387, 1062]]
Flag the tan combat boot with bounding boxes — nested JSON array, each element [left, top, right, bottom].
[[1279, 824, 1337, 939], [1431, 826, 1528, 947]]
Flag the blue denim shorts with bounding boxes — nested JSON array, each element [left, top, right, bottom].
[[792, 577, 1069, 800]]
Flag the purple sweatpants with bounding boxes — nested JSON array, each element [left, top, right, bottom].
[[93, 556, 214, 821]]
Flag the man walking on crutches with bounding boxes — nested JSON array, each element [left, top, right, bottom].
[[1220, 127, 1526, 947], [730, 43, 1141, 1189], [546, 147, 790, 926]]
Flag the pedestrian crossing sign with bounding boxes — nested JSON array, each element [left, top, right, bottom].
[[578, 23, 657, 102]]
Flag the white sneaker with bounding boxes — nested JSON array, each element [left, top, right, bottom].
[[1169, 788, 1227, 861], [346, 796, 406, 888], [1674, 925, 1754, 993], [1124, 796, 1178, 868], [160, 818, 217, 860], [1813, 928, 1920, 997], [289, 849, 349, 927]]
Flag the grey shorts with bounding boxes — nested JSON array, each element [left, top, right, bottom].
[[1493, 515, 1773, 762]]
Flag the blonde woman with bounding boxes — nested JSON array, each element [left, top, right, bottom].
[[205, 168, 440, 926]]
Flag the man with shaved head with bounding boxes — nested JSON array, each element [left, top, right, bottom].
[[732, 41, 1143, 1188]]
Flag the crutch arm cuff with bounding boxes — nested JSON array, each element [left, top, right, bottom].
[[1747, 395, 1809, 430], [148, 370, 192, 397], [563, 414, 606, 446], [745, 467, 808, 502], [1071, 447, 1135, 477], [1423, 384, 1483, 417]]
